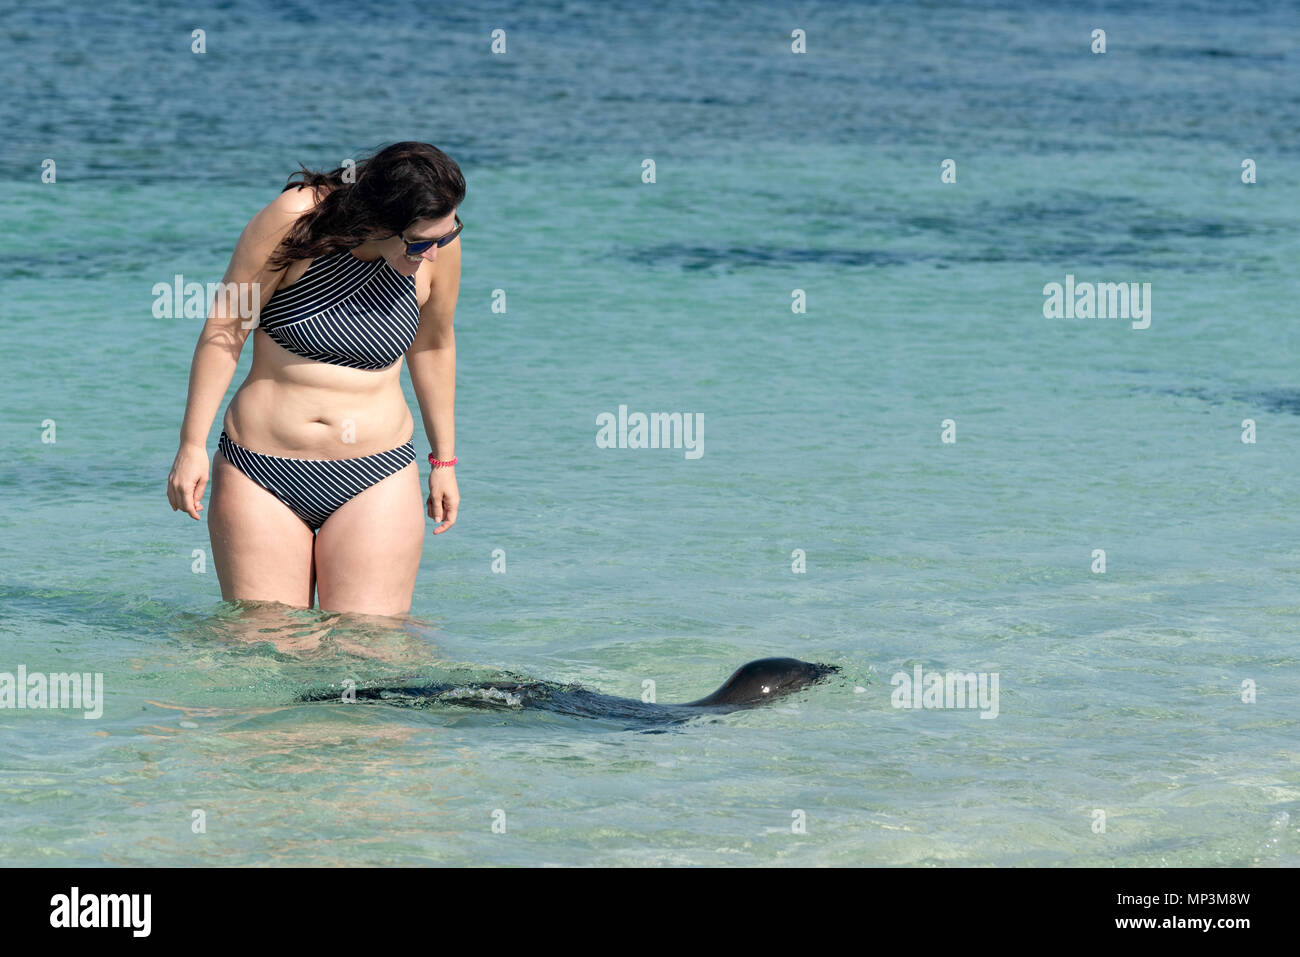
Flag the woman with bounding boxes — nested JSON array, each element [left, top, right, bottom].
[[167, 142, 465, 616]]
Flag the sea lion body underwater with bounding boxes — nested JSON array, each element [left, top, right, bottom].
[[298, 657, 839, 729]]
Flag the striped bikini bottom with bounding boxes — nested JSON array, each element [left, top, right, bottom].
[[217, 431, 415, 532]]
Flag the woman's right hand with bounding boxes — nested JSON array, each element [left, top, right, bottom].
[[167, 443, 211, 520]]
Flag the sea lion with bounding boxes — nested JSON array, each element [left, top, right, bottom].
[[681, 657, 838, 708], [298, 656, 839, 728]]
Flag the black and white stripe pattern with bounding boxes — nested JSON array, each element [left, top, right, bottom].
[[218, 431, 415, 532], [258, 251, 420, 370]]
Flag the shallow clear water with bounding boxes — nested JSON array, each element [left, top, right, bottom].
[[1, 0, 1298, 865]]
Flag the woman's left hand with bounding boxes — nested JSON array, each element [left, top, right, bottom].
[[427, 466, 459, 534]]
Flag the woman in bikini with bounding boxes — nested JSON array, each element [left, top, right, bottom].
[[166, 141, 464, 617]]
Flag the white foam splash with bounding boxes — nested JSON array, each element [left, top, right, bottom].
[[438, 685, 524, 708]]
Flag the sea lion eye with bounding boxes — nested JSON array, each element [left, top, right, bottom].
[[761, 685, 771, 694]]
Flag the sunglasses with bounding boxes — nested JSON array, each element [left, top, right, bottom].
[[399, 214, 463, 256]]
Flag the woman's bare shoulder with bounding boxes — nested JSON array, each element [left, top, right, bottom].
[[230, 186, 324, 270], [268, 183, 327, 216], [256, 184, 326, 228], [215, 186, 323, 289]]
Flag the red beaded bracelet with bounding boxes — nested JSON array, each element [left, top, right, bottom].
[[428, 454, 457, 468]]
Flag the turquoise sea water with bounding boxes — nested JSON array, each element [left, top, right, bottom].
[[1, 0, 1298, 865]]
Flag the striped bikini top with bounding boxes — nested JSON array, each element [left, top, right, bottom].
[[258, 249, 420, 370]]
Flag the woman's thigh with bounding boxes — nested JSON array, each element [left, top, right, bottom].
[[207, 450, 316, 607], [314, 462, 425, 616]]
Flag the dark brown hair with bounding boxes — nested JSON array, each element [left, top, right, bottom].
[[268, 141, 466, 270]]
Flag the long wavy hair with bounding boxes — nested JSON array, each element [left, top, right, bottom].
[[267, 141, 466, 270]]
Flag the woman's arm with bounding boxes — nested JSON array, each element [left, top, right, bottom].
[[167, 188, 315, 519], [406, 236, 461, 533]]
